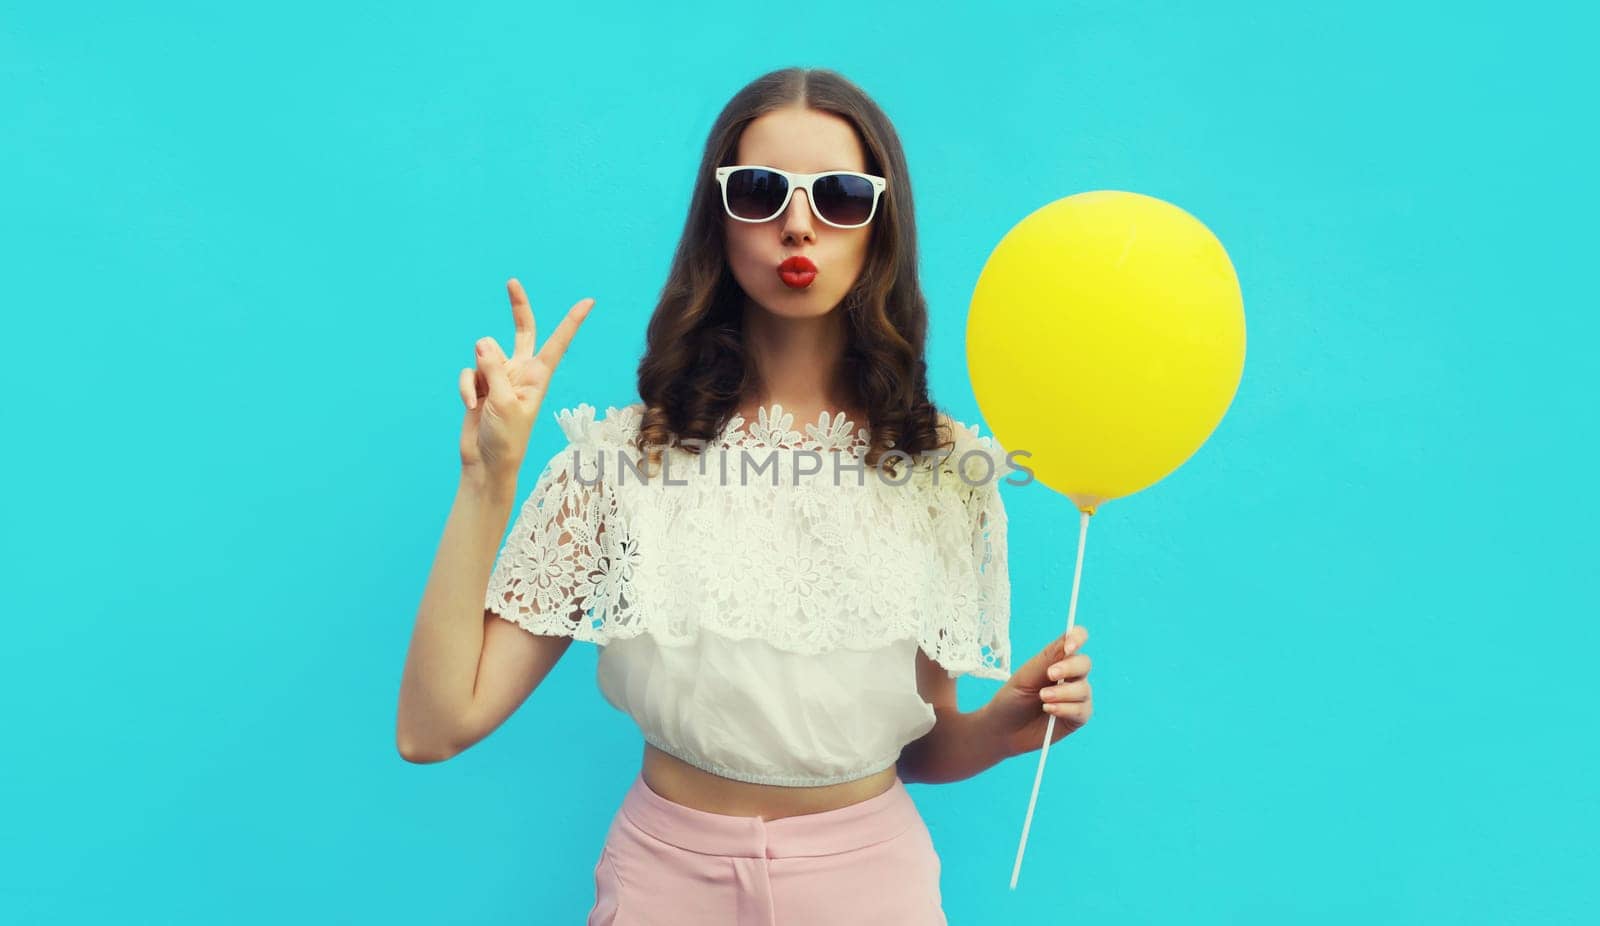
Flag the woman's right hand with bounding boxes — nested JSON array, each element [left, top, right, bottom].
[[458, 279, 596, 482]]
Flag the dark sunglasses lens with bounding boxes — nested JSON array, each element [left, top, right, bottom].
[[814, 173, 876, 226], [726, 168, 788, 220]]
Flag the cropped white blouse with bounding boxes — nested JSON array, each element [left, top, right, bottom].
[[484, 401, 1013, 787]]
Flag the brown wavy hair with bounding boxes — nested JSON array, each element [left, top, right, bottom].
[[631, 66, 957, 477]]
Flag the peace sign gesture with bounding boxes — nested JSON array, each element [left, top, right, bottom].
[[458, 279, 595, 482]]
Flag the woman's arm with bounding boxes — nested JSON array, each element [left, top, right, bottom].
[[898, 706, 1015, 785], [898, 648, 1014, 785], [394, 467, 573, 763], [396, 281, 596, 763]]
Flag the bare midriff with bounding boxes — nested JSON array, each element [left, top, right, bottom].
[[641, 743, 899, 821]]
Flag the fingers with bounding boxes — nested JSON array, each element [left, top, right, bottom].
[[1039, 680, 1090, 702], [463, 283, 591, 441], [1043, 698, 1092, 723], [507, 279, 538, 360], [1046, 652, 1091, 683], [534, 297, 597, 369], [476, 337, 513, 405], [1044, 626, 1087, 659], [1040, 625, 1087, 678]]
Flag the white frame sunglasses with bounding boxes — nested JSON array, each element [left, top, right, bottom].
[[715, 164, 888, 229]]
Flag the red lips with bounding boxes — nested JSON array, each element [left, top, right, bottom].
[[777, 255, 817, 289]]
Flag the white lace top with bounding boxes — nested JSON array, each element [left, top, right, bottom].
[[484, 401, 1013, 787]]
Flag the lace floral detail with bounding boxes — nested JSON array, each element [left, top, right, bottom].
[[483, 401, 1012, 680], [810, 409, 862, 452], [711, 402, 872, 455]]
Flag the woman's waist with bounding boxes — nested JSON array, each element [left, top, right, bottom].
[[639, 741, 900, 821]]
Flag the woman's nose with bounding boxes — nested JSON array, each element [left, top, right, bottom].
[[782, 189, 816, 243]]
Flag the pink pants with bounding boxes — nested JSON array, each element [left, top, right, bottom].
[[588, 771, 947, 925]]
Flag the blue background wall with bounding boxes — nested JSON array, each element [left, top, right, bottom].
[[4, 1, 1593, 922]]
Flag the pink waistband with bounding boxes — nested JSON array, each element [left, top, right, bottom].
[[619, 771, 921, 859]]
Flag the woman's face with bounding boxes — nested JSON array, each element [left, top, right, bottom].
[[722, 106, 873, 321]]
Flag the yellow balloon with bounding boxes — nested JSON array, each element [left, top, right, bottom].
[[967, 191, 1245, 515]]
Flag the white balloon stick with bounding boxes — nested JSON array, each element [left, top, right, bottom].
[[1009, 507, 1092, 890]]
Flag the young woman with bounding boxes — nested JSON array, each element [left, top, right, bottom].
[[396, 67, 1094, 925]]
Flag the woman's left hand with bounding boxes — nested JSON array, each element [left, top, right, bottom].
[[980, 625, 1094, 760]]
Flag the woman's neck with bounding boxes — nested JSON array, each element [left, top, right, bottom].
[[738, 302, 857, 424]]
